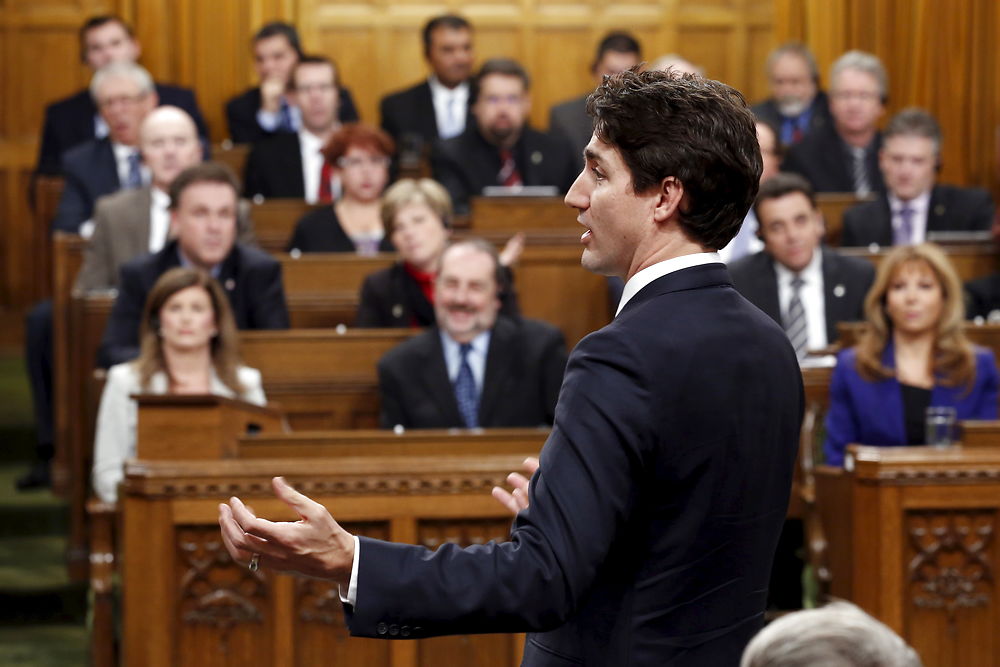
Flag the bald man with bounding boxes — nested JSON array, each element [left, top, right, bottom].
[[75, 106, 256, 292]]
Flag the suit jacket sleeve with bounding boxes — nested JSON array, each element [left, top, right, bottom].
[[247, 259, 290, 329], [840, 207, 863, 247], [226, 93, 261, 144], [967, 188, 995, 232], [823, 350, 861, 467], [98, 264, 146, 368], [356, 274, 390, 328], [539, 327, 568, 424], [75, 200, 117, 292], [243, 145, 265, 199], [52, 158, 91, 233], [346, 328, 650, 637]]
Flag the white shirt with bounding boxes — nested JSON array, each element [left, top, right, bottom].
[[298, 129, 328, 204], [428, 76, 470, 139], [439, 329, 491, 391], [148, 187, 171, 252], [616, 252, 722, 317], [774, 250, 828, 351], [718, 210, 764, 264], [889, 190, 931, 244]]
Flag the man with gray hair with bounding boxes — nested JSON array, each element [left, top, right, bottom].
[[841, 107, 994, 246], [783, 50, 887, 195], [740, 601, 922, 667], [52, 61, 159, 234], [751, 42, 832, 149]]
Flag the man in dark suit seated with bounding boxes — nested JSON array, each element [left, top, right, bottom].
[[548, 32, 641, 162], [98, 162, 288, 368], [225, 22, 359, 144], [841, 108, 994, 247], [432, 58, 578, 215], [243, 55, 345, 202], [782, 50, 887, 195], [379, 14, 475, 160], [377, 238, 566, 429], [220, 68, 803, 665], [730, 172, 875, 358], [751, 42, 832, 150], [52, 61, 159, 235], [36, 14, 207, 176]]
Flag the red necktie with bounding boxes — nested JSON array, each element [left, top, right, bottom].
[[498, 149, 522, 187], [318, 157, 333, 204]]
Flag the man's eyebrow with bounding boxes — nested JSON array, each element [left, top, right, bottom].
[[583, 148, 603, 164]]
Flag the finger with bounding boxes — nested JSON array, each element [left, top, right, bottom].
[[219, 504, 260, 561], [272, 476, 326, 521], [229, 496, 295, 545], [511, 487, 530, 510], [523, 457, 540, 475], [492, 486, 522, 515]]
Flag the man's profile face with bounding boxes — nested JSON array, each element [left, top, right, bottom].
[[473, 74, 530, 147], [95, 74, 156, 146], [141, 109, 202, 191], [434, 245, 501, 344], [829, 68, 884, 136], [289, 62, 339, 134], [427, 27, 474, 88], [769, 52, 817, 117], [253, 34, 299, 83], [84, 21, 140, 70], [171, 182, 238, 271], [593, 50, 640, 83], [758, 191, 823, 273], [879, 135, 937, 202]]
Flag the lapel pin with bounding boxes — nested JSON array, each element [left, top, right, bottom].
[[225, 278, 235, 291], [531, 151, 543, 165], [934, 204, 945, 216], [392, 304, 404, 318], [833, 284, 845, 298]]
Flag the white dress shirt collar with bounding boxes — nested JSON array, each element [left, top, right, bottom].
[[428, 76, 470, 139], [615, 252, 722, 317], [149, 187, 171, 252]]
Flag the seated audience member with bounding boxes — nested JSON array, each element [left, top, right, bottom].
[[226, 22, 359, 144], [782, 50, 887, 195], [730, 173, 875, 358], [740, 601, 922, 667], [380, 15, 475, 154], [52, 61, 158, 234], [649, 53, 703, 75], [841, 108, 994, 247], [243, 55, 344, 201], [751, 43, 832, 150], [824, 243, 999, 466], [92, 268, 266, 502], [98, 162, 289, 368], [432, 58, 578, 214], [377, 238, 565, 429], [287, 123, 395, 254], [36, 14, 207, 176], [355, 178, 521, 327], [76, 106, 256, 292], [966, 273, 1000, 322], [719, 121, 780, 263], [549, 32, 641, 160]]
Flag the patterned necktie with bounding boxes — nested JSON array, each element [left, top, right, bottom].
[[125, 151, 143, 188], [453, 343, 479, 428], [498, 149, 522, 187], [784, 275, 808, 360], [895, 205, 914, 245], [851, 146, 870, 197], [318, 154, 333, 204], [278, 99, 295, 133]]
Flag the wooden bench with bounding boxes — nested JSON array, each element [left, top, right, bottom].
[[816, 192, 873, 246]]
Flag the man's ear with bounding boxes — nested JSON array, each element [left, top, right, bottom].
[[652, 176, 685, 224]]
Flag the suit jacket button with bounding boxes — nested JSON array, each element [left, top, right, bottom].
[[376, 622, 388, 635], [401, 625, 411, 637], [389, 624, 399, 636]]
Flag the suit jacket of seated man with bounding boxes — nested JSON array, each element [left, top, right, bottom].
[[226, 86, 360, 144], [379, 80, 474, 153], [36, 83, 208, 176], [966, 273, 1000, 321], [840, 184, 995, 247], [347, 262, 804, 665], [781, 122, 885, 194], [548, 94, 592, 165], [750, 91, 833, 148], [52, 137, 122, 234], [430, 125, 579, 214], [97, 239, 289, 368], [377, 315, 566, 429], [243, 132, 316, 200], [728, 246, 875, 345], [74, 186, 257, 293]]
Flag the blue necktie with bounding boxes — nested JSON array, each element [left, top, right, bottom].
[[453, 343, 479, 428], [278, 99, 295, 133], [125, 151, 142, 188]]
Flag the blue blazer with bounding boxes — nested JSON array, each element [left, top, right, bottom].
[[824, 344, 999, 466]]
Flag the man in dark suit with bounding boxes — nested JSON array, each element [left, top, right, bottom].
[[98, 162, 288, 368], [225, 22, 359, 144], [751, 42, 832, 150], [432, 58, 578, 215], [378, 239, 566, 429], [841, 108, 994, 247], [731, 173, 874, 355], [548, 32, 641, 161], [379, 15, 475, 160], [220, 69, 803, 665], [36, 15, 207, 176], [782, 50, 887, 195]]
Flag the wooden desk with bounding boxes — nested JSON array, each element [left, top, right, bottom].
[[250, 199, 319, 253], [817, 192, 873, 246], [468, 196, 577, 231], [839, 244, 1000, 283]]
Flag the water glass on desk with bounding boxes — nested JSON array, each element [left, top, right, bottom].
[[926, 406, 958, 447]]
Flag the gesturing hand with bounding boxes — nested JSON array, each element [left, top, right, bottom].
[[491, 457, 540, 515], [218, 476, 355, 585]]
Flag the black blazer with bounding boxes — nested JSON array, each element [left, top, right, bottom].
[[840, 185, 995, 247], [377, 316, 566, 429], [431, 126, 579, 214], [966, 274, 1000, 320], [728, 247, 875, 344], [97, 240, 289, 368], [36, 83, 208, 176], [52, 138, 120, 233], [225, 86, 360, 144], [355, 261, 521, 328], [243, 133, 305, 199], [348, 263, 803, 665], [782, 123, 885, 194], [750, 91, 833, 148], [286, 206, 395, 253]]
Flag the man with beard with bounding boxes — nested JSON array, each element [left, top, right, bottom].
[[751, 43, 832, 150], [431, 58, 578, 214], [376, 238, 566, 429]]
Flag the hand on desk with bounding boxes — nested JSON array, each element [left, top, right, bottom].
[[491, 456, 539, 515], [218, 476, 354, 586]]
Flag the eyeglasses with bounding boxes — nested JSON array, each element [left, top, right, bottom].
[[97, 92, 148, 110], [831, 90, 881, 103], [336, 155, 391, 169], [294, 83, 336, 95]]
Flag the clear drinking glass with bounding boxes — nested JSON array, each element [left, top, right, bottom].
[[925, 406, 958, 448]]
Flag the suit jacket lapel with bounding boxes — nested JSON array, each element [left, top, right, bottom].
[[288, 135, 306, 196], [479, 318, 516, 424], [419, 331, 464, 425], [874, 197, 893, 246], [416, 82, 439, 139], [926, 186, 945, 234], [821, 249, 845, 343], [132, 187, 154, 255]]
